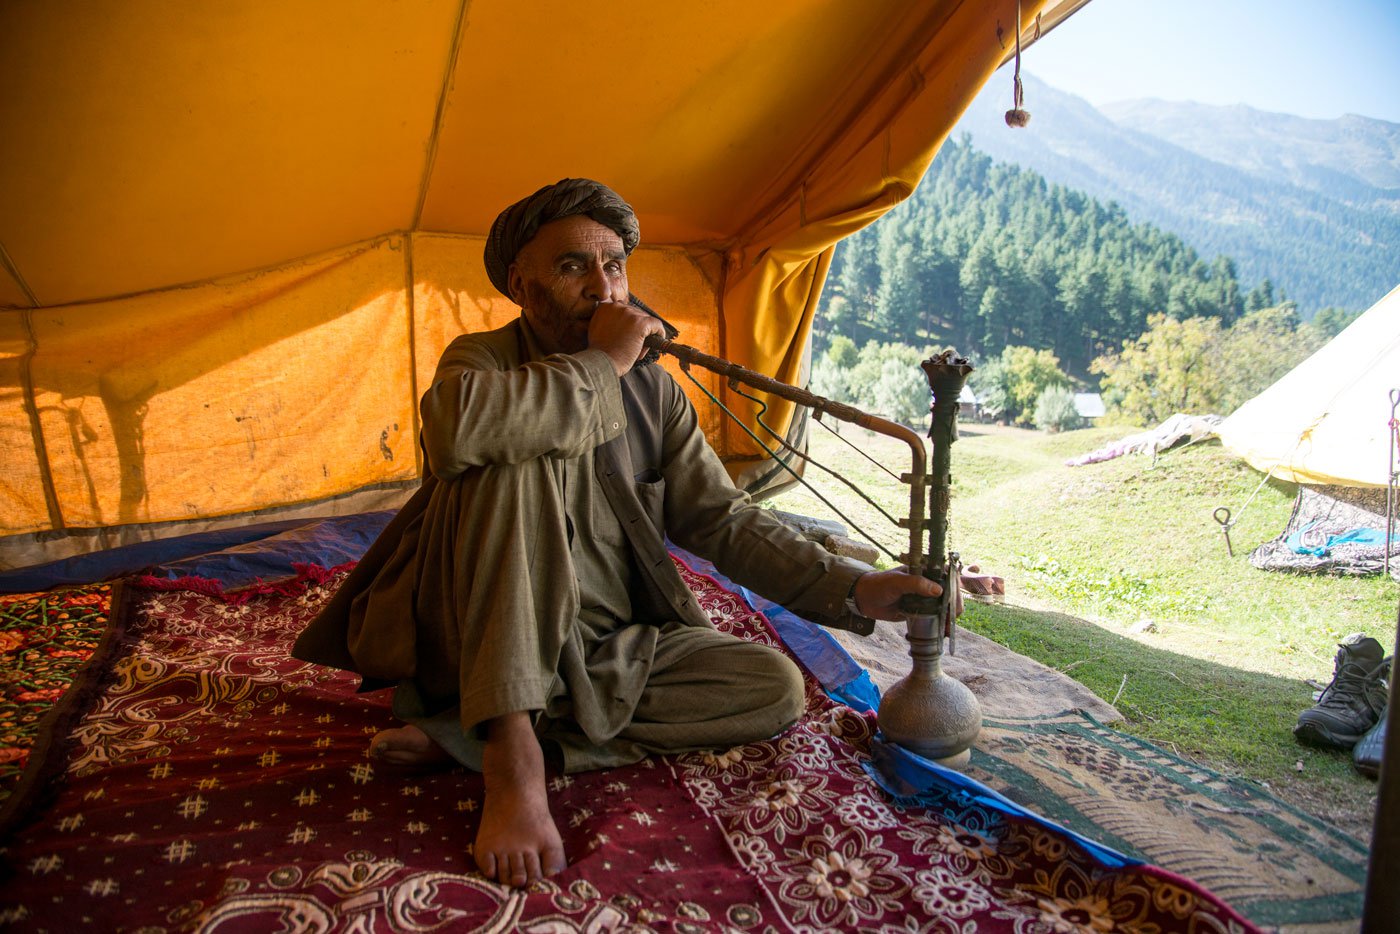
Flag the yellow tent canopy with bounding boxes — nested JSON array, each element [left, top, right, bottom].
[[1, 0, 1081, 568]]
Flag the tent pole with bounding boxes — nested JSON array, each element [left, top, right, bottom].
[[1386, 389, 1397, 577], [1361, 601, 1398, 931]]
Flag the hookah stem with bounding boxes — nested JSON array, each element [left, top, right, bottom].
[[920, 356, 974, 623], [643, 335, 928, 572], [926, 380, 957, 572]]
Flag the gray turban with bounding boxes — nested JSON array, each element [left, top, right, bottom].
[[483, 178, 640, 298]]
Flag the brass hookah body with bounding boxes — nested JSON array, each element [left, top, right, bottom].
[[643, 335, 983, 768]]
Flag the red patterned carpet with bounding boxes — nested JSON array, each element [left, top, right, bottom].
[[0, 562, 1258, 931], [0, 585, 114, 802]]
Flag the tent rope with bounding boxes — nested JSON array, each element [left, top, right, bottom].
[[724, 380, 904, 530], [814, 412, 903, 483], [1213, 467, 1278, 558], [1004, 1, 1031, 127], [674, 365, 900, 563], [1213, 406, 1330, 556]]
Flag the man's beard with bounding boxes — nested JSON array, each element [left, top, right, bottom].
[[521, 280, 590, 355]]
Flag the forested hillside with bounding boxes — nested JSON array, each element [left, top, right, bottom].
[[819, 136, 1262, 379]]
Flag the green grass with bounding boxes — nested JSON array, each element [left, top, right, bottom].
[[768, 422, 1396, 836]]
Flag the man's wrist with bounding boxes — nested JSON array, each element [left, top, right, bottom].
[[845, 573, 867, 618]]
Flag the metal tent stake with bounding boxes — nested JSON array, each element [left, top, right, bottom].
[[643, 335, 983, 768]]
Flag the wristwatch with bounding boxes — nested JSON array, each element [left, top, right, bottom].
[[844, 575, 865, 618]]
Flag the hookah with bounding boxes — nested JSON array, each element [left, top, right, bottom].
[[643, 334, 983, 767]]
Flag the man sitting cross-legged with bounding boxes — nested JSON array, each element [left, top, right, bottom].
[[293, 178, 978, 888]]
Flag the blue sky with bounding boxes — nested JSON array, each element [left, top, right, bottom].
[[1027, 0, 1400, 123]]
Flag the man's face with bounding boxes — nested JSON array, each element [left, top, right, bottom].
[[508, 215, 630, 355]]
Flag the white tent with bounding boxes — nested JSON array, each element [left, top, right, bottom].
[[1218, 284, 1400, 488]]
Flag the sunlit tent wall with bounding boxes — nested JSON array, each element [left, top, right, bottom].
[[1218, 284, 1399, 490], [1, 0, 1083, 570]]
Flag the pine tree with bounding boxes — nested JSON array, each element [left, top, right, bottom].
[[815, 135, 1260, 385]]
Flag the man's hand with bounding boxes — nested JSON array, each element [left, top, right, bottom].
[[852, 564, 1003, 622], [588, 301, 666, 376], [851, 569, 943, 621]]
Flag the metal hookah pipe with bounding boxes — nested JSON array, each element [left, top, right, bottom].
[[642, 335, 983, 768], [880, 352, 982, 767]]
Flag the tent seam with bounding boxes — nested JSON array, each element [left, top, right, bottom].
[[7, 235, 398, 311], [728, 0, 969, 251], [404, 233, 423, 476], [1000, 0, 1092, 67], [17, 308, 65, 531], [1320, 333, 1400, 407], [0, 240, 39, 308], [412, 0, 472, 231]]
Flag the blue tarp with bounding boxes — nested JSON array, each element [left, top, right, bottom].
[[1288, 521, 1399, 557], [0, 512, 394, 594]]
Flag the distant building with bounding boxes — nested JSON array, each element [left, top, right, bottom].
[[1074, 392, 1105, 419], [958, 385, 980, 420]]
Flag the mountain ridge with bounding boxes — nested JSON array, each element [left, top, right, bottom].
[[954, 75, 1399, 312], [1098, 97, 1400, 202]]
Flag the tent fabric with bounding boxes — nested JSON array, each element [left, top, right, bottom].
[[1, 0, 1073, 567], [1217, 284, 1400, 488]]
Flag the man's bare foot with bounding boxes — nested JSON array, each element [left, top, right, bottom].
[[475, 711, 566, 887], [369, 724, 454, 768]]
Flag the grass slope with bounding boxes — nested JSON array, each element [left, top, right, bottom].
[[768, 423, 1396, 839]]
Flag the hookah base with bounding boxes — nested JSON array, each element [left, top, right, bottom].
[[922, 747, 972, 770], [878, 669, 982, 771]]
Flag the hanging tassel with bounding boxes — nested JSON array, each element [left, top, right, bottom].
[[1005, 1, 1031, 127]]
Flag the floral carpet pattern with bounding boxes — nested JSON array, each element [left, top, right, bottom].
[[0, 564, 1257, 932], [0, 584, 112, 801]]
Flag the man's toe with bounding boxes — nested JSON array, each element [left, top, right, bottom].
[[543, 844, 567, 877], [506, 851, 528, 887]]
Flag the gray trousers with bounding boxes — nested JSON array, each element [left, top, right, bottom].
[[395, 457, 805, 773]]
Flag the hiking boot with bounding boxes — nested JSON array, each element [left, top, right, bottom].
[[1293, 634, 1389, 750], [1353, 709, 1388, 779]]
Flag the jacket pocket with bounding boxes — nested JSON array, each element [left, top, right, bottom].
[[634, 469, 666, 535]]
